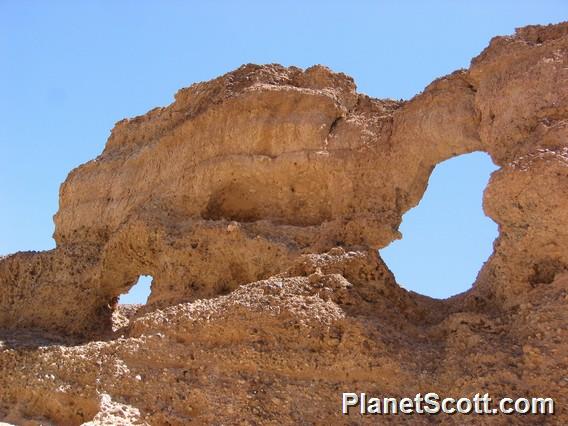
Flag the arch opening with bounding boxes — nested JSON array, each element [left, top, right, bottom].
[[380, 152, 498, 299], [119, 274, 153, 305]]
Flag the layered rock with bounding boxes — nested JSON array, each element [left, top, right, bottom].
[[0, 21, 567, 425], [1, 250, 566, 424], [2, 65, 407, 334]]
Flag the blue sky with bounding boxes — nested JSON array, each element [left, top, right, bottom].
[[1, 1, 566, 301]]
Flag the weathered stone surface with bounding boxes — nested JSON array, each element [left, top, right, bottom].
[[2, 64, 407, 334], [0, 22, 567, 424]]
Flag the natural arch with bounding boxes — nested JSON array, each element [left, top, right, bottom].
[[380, 152, 498, 299], [2, 33, 567, 339]]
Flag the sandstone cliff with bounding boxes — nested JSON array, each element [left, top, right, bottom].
[[0, 22, 567, 425]]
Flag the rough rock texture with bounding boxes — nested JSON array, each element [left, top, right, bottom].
[[1, 22, 567, 424]]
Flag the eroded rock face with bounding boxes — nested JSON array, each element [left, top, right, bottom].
[[0, 22, 567, 425]]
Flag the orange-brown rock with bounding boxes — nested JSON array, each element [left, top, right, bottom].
[[1, 22, 567, 425]]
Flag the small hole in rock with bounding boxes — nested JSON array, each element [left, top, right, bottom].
[[119, 275, 153, 305]]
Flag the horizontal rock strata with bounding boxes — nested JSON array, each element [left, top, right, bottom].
[[1, 22, 567, 425]]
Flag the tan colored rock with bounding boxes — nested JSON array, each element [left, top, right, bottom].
[[1, 64, 407, 334], [0, 22, 567, 425]]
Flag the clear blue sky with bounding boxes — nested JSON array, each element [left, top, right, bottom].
[[1, 2, 566, 301]]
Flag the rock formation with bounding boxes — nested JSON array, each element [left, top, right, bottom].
[[1, 22, 567, 424]]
